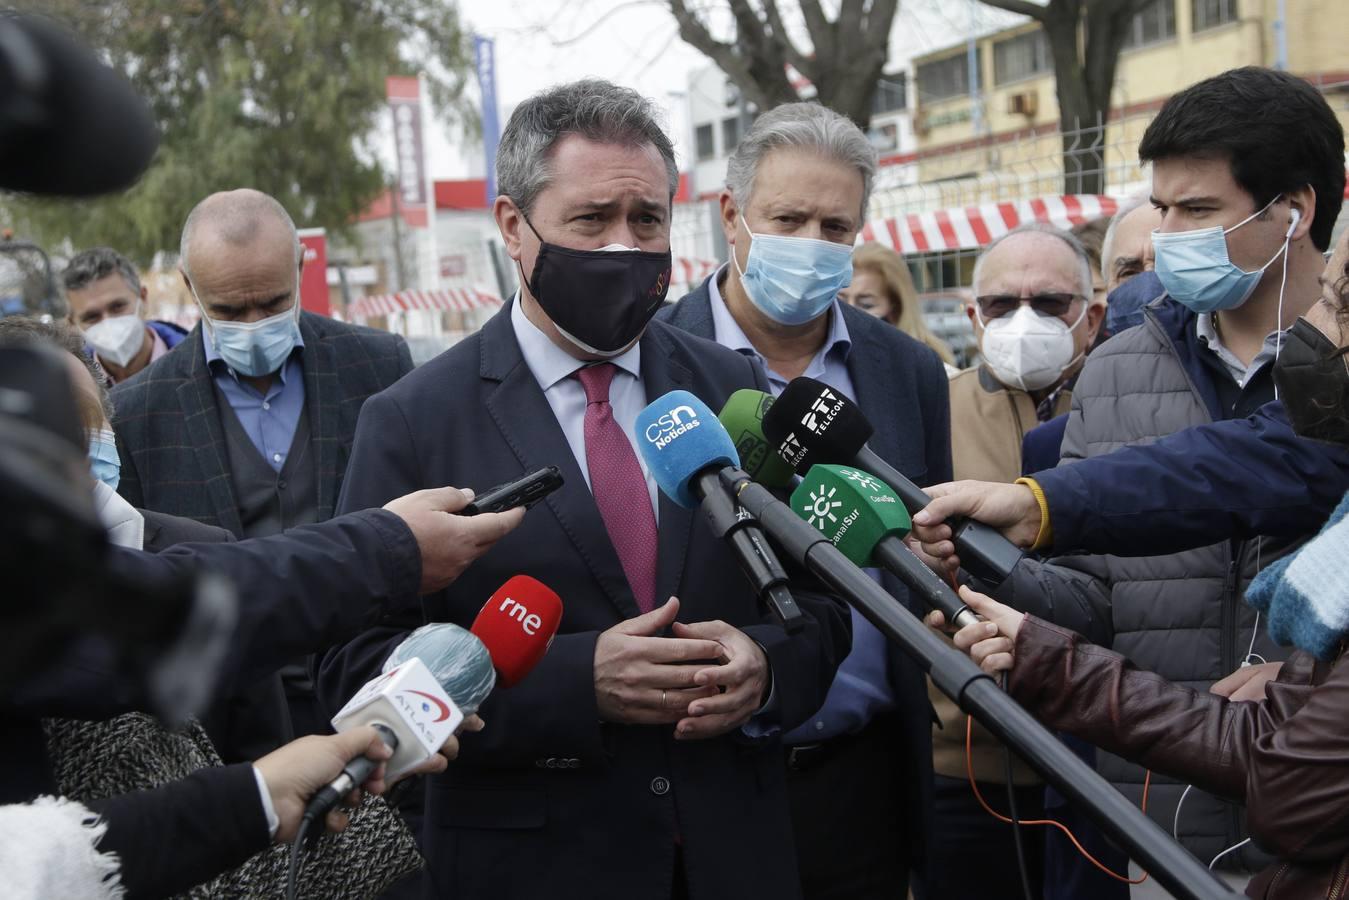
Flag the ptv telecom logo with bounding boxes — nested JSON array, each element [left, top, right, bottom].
[[779, 431, 808, 468], [800, 388, 843, 434]]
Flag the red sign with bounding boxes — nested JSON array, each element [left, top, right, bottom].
[[387, 76, 428, 228], [297, 228, 330, 316]]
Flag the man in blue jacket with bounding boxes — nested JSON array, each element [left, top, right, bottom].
[[929, 66, 1344, 887], [64, 246, 188, 384]]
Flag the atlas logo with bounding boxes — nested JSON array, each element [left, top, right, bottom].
[[841, 469, 884, 492], [803, 485, 844, 528], [498, 595, 544, 635], [800, 389, 843, 434], [645, 404, 701, 449], [403, 690, 453, 723], [779, 432, 808, 468]]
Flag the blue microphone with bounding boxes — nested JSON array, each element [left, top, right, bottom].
[[635, 391, 804, 631], [635, 390, 739, 507]]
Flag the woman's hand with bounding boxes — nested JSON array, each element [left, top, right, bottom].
[[924, 585, 1026, 676]]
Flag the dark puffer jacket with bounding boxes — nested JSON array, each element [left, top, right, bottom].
[[998, 297, 1306, 872]]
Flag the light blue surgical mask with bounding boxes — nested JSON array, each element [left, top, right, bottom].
[[192, 285, 302, 377], [1151, 195, 1293, 313], [88, 428, 121, 491], [732, 216, 854, 326]]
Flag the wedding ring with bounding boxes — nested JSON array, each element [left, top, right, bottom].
[[661, 689, 667, 709]]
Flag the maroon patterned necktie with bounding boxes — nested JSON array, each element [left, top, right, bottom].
[[575, 363, 658, 613]]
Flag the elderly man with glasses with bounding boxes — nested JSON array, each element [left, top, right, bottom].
[[948, 222, 1104, 485], [921, 222, 1104, 900]]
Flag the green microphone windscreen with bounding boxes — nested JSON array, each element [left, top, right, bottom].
[[789, 464, 912, 566], [718, 390, 797, 488]]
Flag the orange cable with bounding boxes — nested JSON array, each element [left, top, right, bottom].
[[964, 713, 1152, 885], [943, 569, 1151, 885]]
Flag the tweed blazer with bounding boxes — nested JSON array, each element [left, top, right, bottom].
[[111, 311, 413, 535]]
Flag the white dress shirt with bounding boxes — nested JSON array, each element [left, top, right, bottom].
[[510, 297, 658, 520]]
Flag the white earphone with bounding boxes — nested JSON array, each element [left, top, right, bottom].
[[1286, 208, 1301, 238]]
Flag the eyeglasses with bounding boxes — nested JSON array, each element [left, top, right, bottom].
[[975, 292, 1083, 320]]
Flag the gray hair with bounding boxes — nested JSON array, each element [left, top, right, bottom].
[[1100, 190, 1153, 277], [496, 79, 679, 215], [62, 247, 140, 296], [726, 102, 878, 219], [180, 189, 301, 280], [972, 222, 1094, 299]]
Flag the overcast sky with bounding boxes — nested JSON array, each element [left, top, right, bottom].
[[412, 0, 1025, 181]]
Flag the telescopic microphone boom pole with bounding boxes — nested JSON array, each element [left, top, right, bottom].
[[722, 466, 1238, 900]]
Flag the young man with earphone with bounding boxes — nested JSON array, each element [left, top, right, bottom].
[[974, 66, 1345, 897]]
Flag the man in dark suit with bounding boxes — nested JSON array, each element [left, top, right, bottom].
[[111, 187, 414, 743], [657, 102, 951, 900], [316, 79, 850, 900]]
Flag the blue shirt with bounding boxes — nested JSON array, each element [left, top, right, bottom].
[[708, 269, 898, 743], [202, 327, 306, 473]]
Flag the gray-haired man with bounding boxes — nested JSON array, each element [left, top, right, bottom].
[[658, 101, 952, 899], [316, 80, 850, 899]]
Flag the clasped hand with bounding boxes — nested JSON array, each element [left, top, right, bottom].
[[593, 597, 769, 739]]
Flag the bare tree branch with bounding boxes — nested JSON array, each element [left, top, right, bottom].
[[761, 0, 814, 81], [976, 0, 1050, 22]]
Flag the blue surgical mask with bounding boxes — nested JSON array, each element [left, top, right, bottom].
[[88, 428, 121, 491], [192, 285, 302, 377], [732, 216, 854, 326], [1151, 195, 1291, 313]]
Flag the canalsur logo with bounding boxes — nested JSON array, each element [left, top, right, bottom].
[[841, 469, 884, 492], [644, 404, 701, 450], [803, 485, 844, 528]]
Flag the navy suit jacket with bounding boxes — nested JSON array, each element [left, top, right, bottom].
[[111, 311, 413, 535], [316, 303, 851, 900], [656, 274, 953, 871]]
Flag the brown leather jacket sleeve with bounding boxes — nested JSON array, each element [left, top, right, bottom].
[[1007, 616, 1349, 864], [1244, 649, 1349, 862]]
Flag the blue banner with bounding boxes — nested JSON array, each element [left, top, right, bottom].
[[474, 35, 500, 205]]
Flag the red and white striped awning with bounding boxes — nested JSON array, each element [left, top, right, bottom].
[[348, 286, 504, 319], [861, 194, 1120, 254]]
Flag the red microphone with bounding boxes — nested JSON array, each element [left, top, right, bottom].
[[470, 575, 563, 687]]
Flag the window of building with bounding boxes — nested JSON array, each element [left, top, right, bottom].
[[993, 29, 1051, 85], [1193, 0, 1239, 32], [1120, 0, 1176, 50], [695, 123, 715, 161], [721, 116, 741, 155], [872, 75, 908, 114], [918, 53, 980, 103]]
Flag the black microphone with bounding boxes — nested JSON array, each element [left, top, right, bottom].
[[762, 377, 1025, 586], [0, 14, 159, 195], [634, 390, 805, 632]]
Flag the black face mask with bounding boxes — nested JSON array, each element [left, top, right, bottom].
[[518, 215, 672, 356], [1272, 317, 1349, 446]]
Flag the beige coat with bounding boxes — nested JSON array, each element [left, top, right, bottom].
[[931, 364, 1072, 784]]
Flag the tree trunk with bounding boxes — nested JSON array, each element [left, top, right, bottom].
[[1042, 15, 1106, 194]]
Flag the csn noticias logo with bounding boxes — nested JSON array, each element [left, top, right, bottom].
[[644, 404, 701, 449]]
